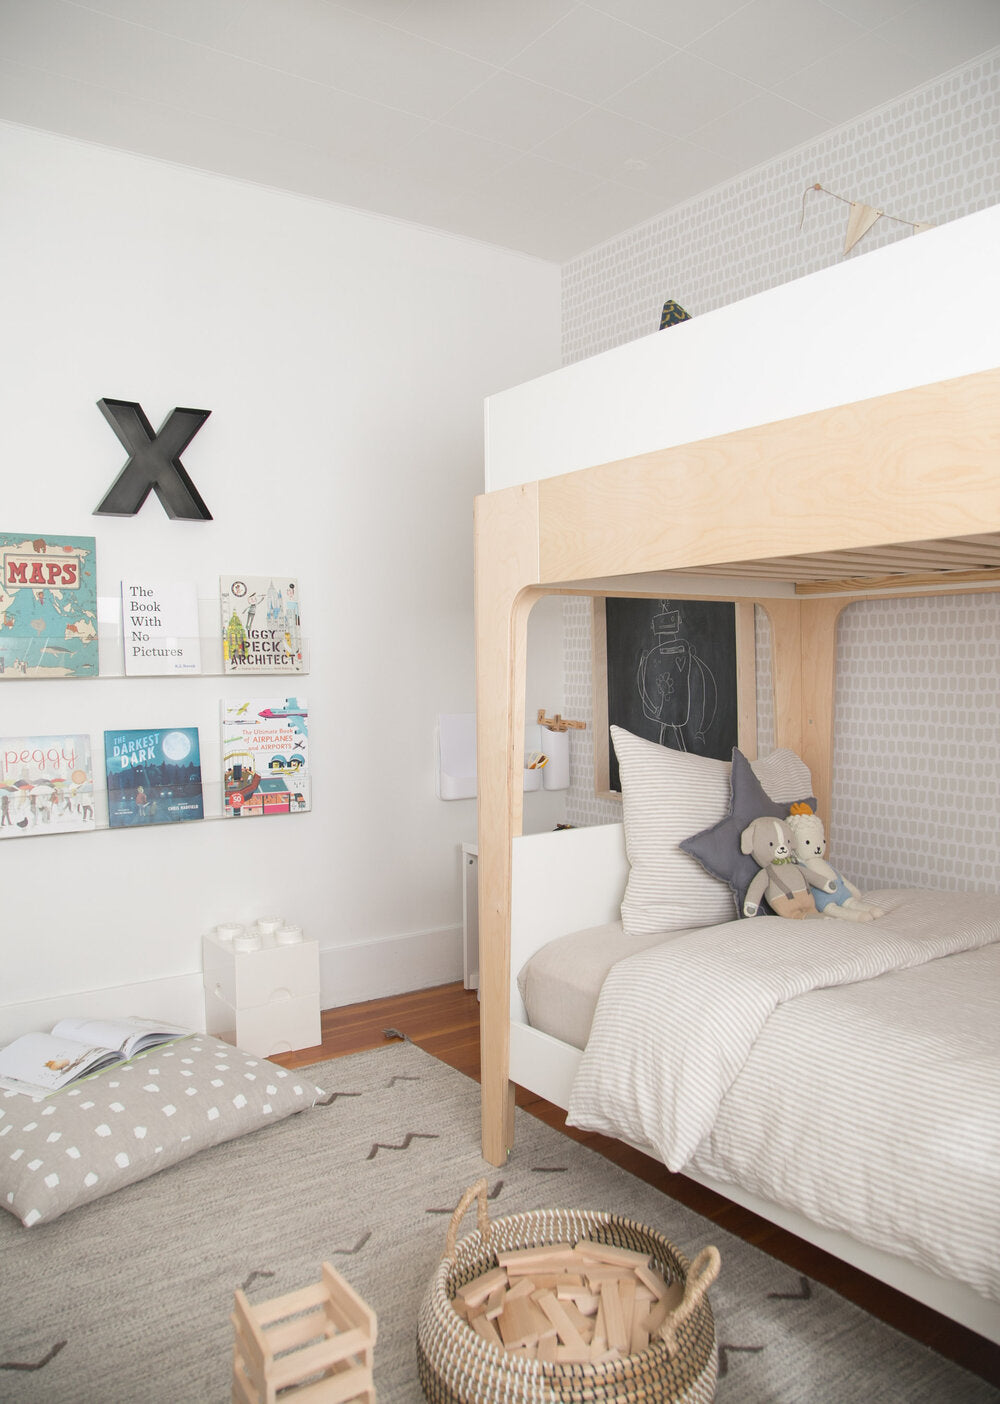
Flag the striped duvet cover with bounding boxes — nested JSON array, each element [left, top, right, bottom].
[[566, 887, 1000, 1304]]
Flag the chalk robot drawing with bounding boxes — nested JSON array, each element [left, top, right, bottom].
[[637, 602, 717, 753]]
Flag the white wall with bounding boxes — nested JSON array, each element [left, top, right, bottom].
[[0, 123, 560, 1034]]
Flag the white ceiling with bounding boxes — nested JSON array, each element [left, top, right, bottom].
[[1, 0, 998, 261]]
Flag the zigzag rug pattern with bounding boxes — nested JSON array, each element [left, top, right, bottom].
[[0, 1041, 995, 1402]]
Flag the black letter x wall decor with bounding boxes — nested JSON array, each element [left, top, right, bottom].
[[94, 398, 213, 520]]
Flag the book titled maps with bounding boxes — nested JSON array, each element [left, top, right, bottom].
[[104, 726, 204, 828], [221, 697, 309, 818], [221, 574, 302, 675], [121, 578, 202, 676], [0, 532, 98, 678], [0, 734, 95, 837]]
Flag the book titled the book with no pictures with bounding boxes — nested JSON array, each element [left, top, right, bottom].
[[221, 575, 302, 674], [121, 578, 202, 675], [0, 1017, 191, 1099]]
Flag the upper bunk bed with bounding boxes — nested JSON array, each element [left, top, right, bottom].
[[474, 199, 1000, 1173]]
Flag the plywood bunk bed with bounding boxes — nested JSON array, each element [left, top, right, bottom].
[[473, 202, 1000, 1347]]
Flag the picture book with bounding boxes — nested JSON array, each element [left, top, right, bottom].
[[220, 574, 302, 675], [104, 726, 204, 827], [121, 578, 202, 675], [0, 1016, 191, 1099], [221, 696, 309, 817], [0, 734, 95, 838], [0, 532, 98, 678]]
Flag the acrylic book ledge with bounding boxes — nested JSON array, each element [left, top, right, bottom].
[[0, 777, 312, 838]]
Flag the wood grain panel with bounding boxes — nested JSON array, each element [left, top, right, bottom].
[[536, 369, 1000, 585]]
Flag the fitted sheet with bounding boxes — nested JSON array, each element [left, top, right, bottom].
[[517, 918, 681, 1050]]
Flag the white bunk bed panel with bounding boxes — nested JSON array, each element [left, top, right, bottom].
[[485, 203, 1000, 493]]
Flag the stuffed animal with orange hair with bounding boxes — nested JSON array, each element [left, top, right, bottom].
[[784, 803, 884, 922]]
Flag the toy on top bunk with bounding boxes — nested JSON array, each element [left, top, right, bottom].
[[785, 802, 885, 922], [739, 814, 835, 919]]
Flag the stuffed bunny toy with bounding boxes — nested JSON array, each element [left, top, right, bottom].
[[740, 814, 836, 919], [785, 803, 884, 922]]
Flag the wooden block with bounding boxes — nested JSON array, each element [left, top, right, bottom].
[[634, 1264, 671, 1300], [556, 1343, 593, 1364], [573, 1242, 652, 1270], [457, 1267, 508, 1309], [505, 1277, 538, 1301], [590, 1298, 607, 1360], [600, 1281, 629, 1355], [470, 1313, 502, 1347], [619, 1277, 636, 1349], [540, 1294, 593, 1343], [581, 1266, 635, 1286], [484, 1285, 507, 1320], [532, 1291, 589, 1354], [498, 1294, 550, 1350], [499, 1247, 579, 1275], [536, 1332, 560, 1364], [556, 1286, 600, 1316], [630, 1315, 650, 1356]]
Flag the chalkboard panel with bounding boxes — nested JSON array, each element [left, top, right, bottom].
[[602, 597, 739, 792]]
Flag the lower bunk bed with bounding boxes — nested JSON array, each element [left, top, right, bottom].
[[508, 780, 1000, 1348]]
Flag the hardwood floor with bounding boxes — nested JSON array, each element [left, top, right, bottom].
[[272, 981, 1000, 1387]]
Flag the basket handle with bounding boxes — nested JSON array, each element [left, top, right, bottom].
[[444, 1178, 492, 1260], [658, 1246, 721, 1354]]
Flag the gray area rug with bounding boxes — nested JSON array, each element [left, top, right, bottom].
[[0, 1040, 996, 1403]]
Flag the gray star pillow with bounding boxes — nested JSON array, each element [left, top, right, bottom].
[[680, 748, 815, 918]]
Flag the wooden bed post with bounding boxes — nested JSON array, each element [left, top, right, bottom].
[[474, 484, 541, 1166], [761, 598, 804, 756], [762, 596, 848, 834], [798, 597, 851, 832]]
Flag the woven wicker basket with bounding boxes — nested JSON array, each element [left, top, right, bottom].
[[417, 1179, 720, 1404]]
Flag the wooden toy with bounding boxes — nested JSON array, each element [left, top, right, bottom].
[[449, 1239, 716, 1366], [231, 1262, 376, 1404]]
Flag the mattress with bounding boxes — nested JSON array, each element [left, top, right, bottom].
[[517, 918, 677, 1050]]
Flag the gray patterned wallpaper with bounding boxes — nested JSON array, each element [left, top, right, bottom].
[[559, 49, 1000, 894]]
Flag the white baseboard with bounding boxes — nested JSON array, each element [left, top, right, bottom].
[[0, 926, 464, 1043], [320, 925, 463, 1008], [0, 974, 207, 1042]]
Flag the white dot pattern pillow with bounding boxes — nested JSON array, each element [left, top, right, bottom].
[[0, 1036, 324, 1226]]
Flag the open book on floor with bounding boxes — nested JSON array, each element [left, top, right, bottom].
[[0, 1016, 192, 1099]]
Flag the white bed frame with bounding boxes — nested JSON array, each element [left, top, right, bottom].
[[509, 822, 1000, 1345]]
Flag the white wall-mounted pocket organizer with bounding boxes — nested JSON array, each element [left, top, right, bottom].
[[437, 714, 571, 799]]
